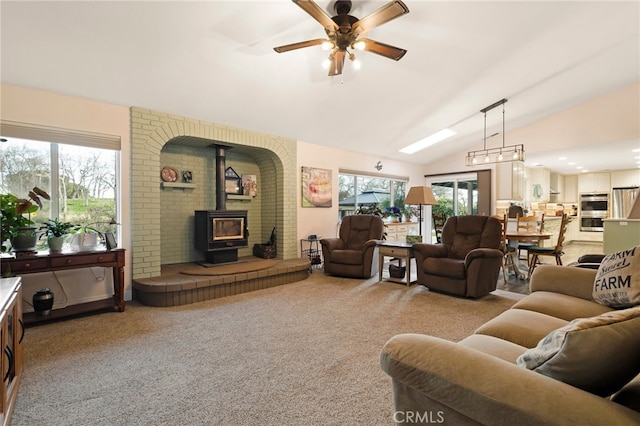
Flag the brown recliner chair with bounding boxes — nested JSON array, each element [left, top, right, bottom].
[[413, 215, 503, 298], [320, 215, 385, 278]]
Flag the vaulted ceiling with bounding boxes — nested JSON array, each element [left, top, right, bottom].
[[1, 1, 638, 174]]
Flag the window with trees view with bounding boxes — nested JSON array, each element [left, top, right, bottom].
[[0, 138, 118, 247], [338, 172, 407, 220]]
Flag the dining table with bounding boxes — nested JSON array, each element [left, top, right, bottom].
[[504, 231, 553, 279]]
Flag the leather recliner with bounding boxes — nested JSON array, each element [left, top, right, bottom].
[[320, 215, 385, 278], [413, 215, 503, 298]]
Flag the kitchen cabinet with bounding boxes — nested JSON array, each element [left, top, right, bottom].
[[529, 167, 551, 202], [0, 277, 23, 426], [497, 161, 525, 200], [563, 175, 579, 202], [610, 169, 640, 188], [578, 172, 611, 193]]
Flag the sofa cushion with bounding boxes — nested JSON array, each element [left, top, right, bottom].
[[593, 246, 640, 308], [458, 334, 528, 364], [328, 249, 363, 265], [512, 290, 613, 322], [474, 308, 568, 348], [424, 257, 465, 278], [516, 306, 640, 397]]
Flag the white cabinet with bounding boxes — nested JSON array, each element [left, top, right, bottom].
[[385, 222, 419, 242], [578, 172, 611, 193], [529, 167, 551, 202], [563, 175, 579, 202], [611, 169, 640, 188], [497, 162, 525, 200]]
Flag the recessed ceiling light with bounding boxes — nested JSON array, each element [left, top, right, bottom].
[[558, 156, 567, 160], [576, 166, 583, 169], [581, 170, 589, 173], [399, 129, 456, 154], [568, 161, 575, 165]]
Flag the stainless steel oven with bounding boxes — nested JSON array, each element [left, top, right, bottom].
[[580, 193, 609, 232]]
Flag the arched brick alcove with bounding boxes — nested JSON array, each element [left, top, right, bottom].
[[130, 107, 297, 279]]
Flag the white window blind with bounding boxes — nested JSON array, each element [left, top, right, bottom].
[[0, 120, 121, 150]]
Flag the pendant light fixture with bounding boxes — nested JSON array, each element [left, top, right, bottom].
[[465, 98, 525, 166]]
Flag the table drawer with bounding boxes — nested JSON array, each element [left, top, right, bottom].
[[5, 258, 49, 273], [379, 246, 411, 257], [50, 252, 117, 268]]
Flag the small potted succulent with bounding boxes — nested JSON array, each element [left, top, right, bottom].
[[39, 218, 78, 252], [0, 187, 50, 252]]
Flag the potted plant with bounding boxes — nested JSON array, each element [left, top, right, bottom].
[[39, 218, 77, 252], [70, 224, 103, 251], [0, 187, 50, 252]]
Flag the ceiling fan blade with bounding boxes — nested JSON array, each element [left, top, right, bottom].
[[293, 0, 339, 33], [352, 0, 409, 37], [274, 38, 325, 53], [359, 38, 407, 61], [328, 50, 346, 76]]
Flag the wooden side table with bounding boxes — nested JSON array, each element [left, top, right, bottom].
[[0, 248, 126, 324], [377, 242, 415, 286]]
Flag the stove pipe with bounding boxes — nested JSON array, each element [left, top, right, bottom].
[[215, 145, 227, 210]]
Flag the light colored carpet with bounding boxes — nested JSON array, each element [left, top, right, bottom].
[[181, 259, 280, 275], [13, 273, 518, 425]]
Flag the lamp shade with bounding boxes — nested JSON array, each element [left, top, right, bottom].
[[404, 186, 437, 205]]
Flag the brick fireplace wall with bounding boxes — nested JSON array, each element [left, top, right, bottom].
[[130, 107, 297, 279]]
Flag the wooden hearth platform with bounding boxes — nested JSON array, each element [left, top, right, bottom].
[[133, 257, 311, 307]]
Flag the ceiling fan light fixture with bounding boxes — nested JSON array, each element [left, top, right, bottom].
[[352, 58, 362, 70], [321, 40, 334, 51], [273, 0, 410, 77], [322, 58, 331, 69]]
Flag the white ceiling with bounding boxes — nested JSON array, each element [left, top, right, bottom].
[[1, 1, 639, 175]]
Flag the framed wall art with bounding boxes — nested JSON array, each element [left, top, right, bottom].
[[301, 166, 332, 208]]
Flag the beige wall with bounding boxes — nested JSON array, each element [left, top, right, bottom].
[[296, 141, 427, 249]]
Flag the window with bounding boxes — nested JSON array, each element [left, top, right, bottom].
[[0, 137, 118, 249], [338, 171, 408, 220]]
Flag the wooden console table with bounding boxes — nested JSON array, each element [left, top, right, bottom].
[[0, 249, 125, 324]]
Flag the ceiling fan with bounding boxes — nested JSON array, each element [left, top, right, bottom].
[[274, 0, 409, 76]]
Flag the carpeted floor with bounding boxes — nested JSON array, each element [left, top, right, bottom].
[[13, 272, 519, 426]]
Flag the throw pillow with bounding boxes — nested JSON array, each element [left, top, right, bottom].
[[592, 246, 640, 308], [516, 307, 640, 397]]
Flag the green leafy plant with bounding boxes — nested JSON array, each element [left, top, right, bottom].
[[39, 218, 78, 239], [1, 187, 50, 252]]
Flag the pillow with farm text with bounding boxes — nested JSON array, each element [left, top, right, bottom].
[[592, 246, 640, 308]]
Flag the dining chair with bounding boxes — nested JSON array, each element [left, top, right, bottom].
[[432, 213, 447, 243], [516, 213, 545, 260], [527, 213, 569, 275], [493, 214, 519, 281]]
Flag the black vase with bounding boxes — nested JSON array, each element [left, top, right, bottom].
[[33, 288, 54, 316]]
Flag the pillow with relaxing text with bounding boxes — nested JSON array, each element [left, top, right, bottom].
[[592, 246, 640, 308], [516, 307, 640, 396]]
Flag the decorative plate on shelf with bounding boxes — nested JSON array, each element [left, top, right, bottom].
[[161, 166, 178, 182]]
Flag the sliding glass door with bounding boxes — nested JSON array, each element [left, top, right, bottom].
[[425, 170, 492, 242]]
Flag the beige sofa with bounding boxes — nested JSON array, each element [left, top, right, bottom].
[[380, 264, 640, 425]]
